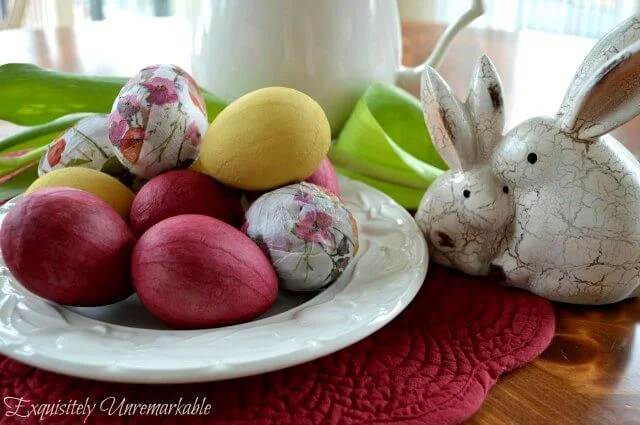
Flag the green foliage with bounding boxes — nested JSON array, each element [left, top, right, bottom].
[[330, 83, 446, 208], [0, 66, 444, 208], [0, 63, 228, 201]]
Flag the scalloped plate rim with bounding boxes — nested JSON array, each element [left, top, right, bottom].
[[0, 176, 428, 383]]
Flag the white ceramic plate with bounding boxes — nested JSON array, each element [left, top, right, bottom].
[[0, 177, 428, 383]]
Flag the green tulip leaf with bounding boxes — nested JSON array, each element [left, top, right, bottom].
[[0, 164, 38, 202], [334, 166, 427, 210], [331, 82, 447, 208], [0, 146, 47, 176], [0, 64, 229, 187], [6, 132, 62, 154], [328, 144, 442, 190], [0, 63, 227, 126], [0, 113, 96, 153]]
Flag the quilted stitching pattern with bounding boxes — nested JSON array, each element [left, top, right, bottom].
[[0, 265, 555, 425]]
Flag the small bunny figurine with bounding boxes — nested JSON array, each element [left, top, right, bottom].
[[415, 55, 515, 277], [417, 15, 640, 305]]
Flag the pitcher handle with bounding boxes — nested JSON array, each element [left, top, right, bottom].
[[396, 0, 485, 89]]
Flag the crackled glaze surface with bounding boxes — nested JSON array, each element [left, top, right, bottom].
[[416, 54, 513, 276], [493, 130, 640, 304], [416, 166, 512, 276], [418, 14, 640, 305], [558, 16, 640, 134], [0, 176, 427, 383], [492, 15, 640, 304]]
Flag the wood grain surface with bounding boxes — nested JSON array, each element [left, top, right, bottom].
[[0, 17, 638, 424]]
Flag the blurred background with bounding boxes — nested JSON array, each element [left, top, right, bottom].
[[1, 0, 639, 38]]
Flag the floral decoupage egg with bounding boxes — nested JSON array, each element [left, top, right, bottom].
[[108, 64, 208, 179], [38, 115, 143, 190], [244, 182, 359, 291]]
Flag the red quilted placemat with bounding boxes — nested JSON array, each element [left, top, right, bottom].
[[0, 265, 555, 425]]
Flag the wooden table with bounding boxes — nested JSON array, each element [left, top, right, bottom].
[[1, 17, 639, 425]]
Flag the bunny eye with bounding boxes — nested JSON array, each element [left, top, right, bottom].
[[503, 186, 509, 194], [463, 189, 471, 198], [527, 153, 538, 164]]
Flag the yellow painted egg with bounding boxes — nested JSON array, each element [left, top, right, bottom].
[[189, 158, 207, 173], [199, 87, 331, 190], [26, 167, 135, 218]]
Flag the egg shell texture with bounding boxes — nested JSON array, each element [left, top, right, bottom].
[[130, 169, 243, 236], [38, 115, 144, 190], [245, 157, 340, 203], [26, 167, 135, 218], [108, 64, 208, 179], [0, 188, 136, 306], [132, 215, 278, 328], [244, 182, 358, 291], [305, 157, 340, 195], [199, 87, 331, 190]]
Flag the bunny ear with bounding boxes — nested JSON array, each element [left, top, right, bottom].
[[559, 15, 640, 118], [421, 66, 475, 170], [559, 40, 640, 140], [465, 55, 505, 162]]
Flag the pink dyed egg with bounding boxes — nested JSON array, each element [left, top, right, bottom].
[[0, 188, 136, 306], [132, 215, 278, 328], [245, 157, 340, 203], [306, 157, 340, 195], [130, 169, 243, 236]]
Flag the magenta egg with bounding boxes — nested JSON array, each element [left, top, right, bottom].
[[130, 169, 243, 236], [245, 157, 340, 203], [305, 157, 339, 195], [132, 214, 278, 328], [0, 188, 136, 306]]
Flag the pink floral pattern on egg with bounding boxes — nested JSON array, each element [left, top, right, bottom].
[[244, 182, 359, 291], [38, 115, 144, 191], [108, 64, 208, 179]]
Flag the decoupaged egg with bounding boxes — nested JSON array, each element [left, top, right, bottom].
[[108, 64, 208, 179], [38, 114, 143, 190], [244, 182, 359, 291], [199, 87, 331, 190]]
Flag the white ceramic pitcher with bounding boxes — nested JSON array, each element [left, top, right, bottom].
[[191, 0, 484, 131]]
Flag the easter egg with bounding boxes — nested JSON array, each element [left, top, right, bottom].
[[245, 157, 340, 203], [189, 158, 207, 173], [305, 157, 340, 195], [38, 114, 144, 190], [26, 167, 135, 218], [244, 182, 358, 291], [130, 169, 243, 236], [108, 64, 208, 179], [132, 215, 278, 328], [199, 87, 331, 190], [1, 188, 136, 306]]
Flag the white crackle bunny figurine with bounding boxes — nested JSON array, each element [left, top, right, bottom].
[[418, 15, 640, 305], [415, 55, 515, 277], [491, 15, 640, 304]]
